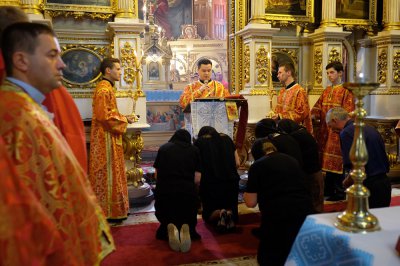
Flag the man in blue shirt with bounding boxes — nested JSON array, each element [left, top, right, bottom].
[[326, 107, 391, 208]]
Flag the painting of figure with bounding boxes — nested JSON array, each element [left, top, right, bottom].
[[272, 51, 298, 84], [336, 0, 369, 19], [46, 0, 110, 5], [62, 49, 101, 84], [149, 62, 160, 80], [265, 0, 307, 15], [139, 0, 192, 39]]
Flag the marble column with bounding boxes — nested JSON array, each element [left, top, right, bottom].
[[383, 0, 400, 31], [236, 23, 279, 122], [20, 0, 44, 20], [249, 0, 266, 24], [320, 0, 337, 28], [115, 0, 138, 22], [308, 0, 350, 101]]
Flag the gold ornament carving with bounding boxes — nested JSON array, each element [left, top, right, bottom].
[[243, 45, 250, 84], [271, 48, 299, 65], [314, 48, 323, 84], [120, 42, 137, 85], [256, 46, 269, 84], [230, 37, 236, 92], [123, 130, 145, 187], [393, 51, 400, 83], [378, 49, 388, 84], [45, 10, 113, 20], [329, 47, 340, 63], [237, 37, 244, 92]]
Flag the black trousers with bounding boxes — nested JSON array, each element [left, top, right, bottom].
[[324, 171, 345, 197], [155, 193, 198, 239], [364, 173, 391, 208]]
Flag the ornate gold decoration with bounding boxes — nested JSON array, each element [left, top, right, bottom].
[[369, 87, 400, 95], [272, 48, 299, 65], [243, 45, 250, 84], [335, 82, 381, 233], [365, 118, 399, 169], [263, 0, 314, 25], [314, 48, 323, 84], [115, 0, 137, 19], [123, 130, 145, 187], [256, 46, 269, 84], [328, 47, 340, 63], [61, 44, 109, 57], [193, 43, 224, 48], [378, 49, 388, 84], [237, 36, 244, 92], [229, 37, 236, 93], [44, 1, 113, 20], [120, 42, 137, 85], [45, 10, 113, 20], [335, 0, 377, 34], [233, 122, 256, 169], [61, 44, 110, 89], [393, 50, 400, 83]]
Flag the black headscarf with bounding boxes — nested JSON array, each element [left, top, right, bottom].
[[169, 129, 191, 146], [195, 126, 237, 182], [255, 118, 279, 139], [277, 119, 302, 134]]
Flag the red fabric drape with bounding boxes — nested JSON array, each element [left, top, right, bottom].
[[42, 87, 88, 173], [224, 95, 248, 149]]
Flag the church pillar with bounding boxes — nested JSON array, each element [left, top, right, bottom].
[[20, 0, 44, 20], [308, 2, 351, 104], [320, 0, 337, 28], [235, 24, 279, 124], [369, 32, 400, 118], [108, 20, 151, 199], [382, 0, 400, 31], [368, 0, 400, 117], [114, 0, 138, 21], [249, 0, 266, 24]]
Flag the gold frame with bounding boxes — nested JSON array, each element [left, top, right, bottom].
[[271, 48, 299, 85], [335, 0, 377, 31], [61, 44, 111, 89], [44, 0, 114, 20], [264, 0, 314, 26]]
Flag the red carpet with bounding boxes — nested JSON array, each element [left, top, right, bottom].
[[101, 213, 259, 266], [323, 195, 400, 212]]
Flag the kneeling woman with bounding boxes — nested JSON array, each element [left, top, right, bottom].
[[194, 126, 240, 232], [153, 129, 202, 252], [245, 138, 314, 265]]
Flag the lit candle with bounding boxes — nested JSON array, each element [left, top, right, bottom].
[[143, 5, 147, 25], [358, 72, 364, 82]]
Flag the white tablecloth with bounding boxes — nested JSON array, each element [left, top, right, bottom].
[[286, 206, 400, 266], [190, 101, 233, 139]]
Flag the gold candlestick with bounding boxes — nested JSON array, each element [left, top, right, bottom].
[[134, 50, 145, 98], [335, 82, 381, 233], [266, 87, 276, 118]]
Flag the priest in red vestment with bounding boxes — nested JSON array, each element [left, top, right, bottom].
[[0, 136, 72, 266], [312, 62, 355, 200], [0, 22, 115, 265], [274, 62, 313, 134], [179, 58, 230, 109], [89, 57, 137, 220], [0, 6, 87, 173]]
